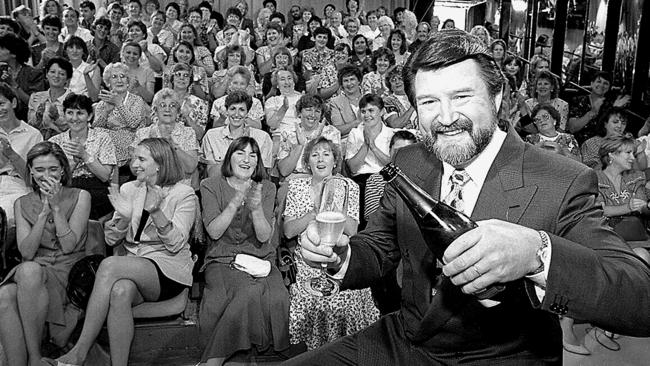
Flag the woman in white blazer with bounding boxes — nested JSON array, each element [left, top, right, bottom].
[[50, 138, 197, 366]]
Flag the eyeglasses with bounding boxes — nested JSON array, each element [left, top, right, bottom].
[[158, 102, 179, 110], [110, 73, 128, 80], [174, 72, 191, 78], [533, 114, 551, 123]]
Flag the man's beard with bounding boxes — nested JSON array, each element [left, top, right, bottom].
[[423, 114, 497, 167]]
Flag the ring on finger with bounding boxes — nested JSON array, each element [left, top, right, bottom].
[[472, 265, 482, 279]]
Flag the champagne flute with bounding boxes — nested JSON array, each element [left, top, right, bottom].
[[304, 176, 349, 297]]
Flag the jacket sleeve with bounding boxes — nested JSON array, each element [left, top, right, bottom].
[[157, 186, 197, 253]]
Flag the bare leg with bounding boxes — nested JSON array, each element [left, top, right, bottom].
[[56, 256, 161, 365], [14, 262, 49, 366], [107, 279, 145, 366], [0, 283, 27, 366]]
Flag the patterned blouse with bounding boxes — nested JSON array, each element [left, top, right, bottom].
[[49, 128, 117, 178], [194, 45, 215, 75], [162, 64, 210, 96], [524, 97, 569, 131], [596, 169, 647, 207], [276, 124, 341, 175], [382, 92, 418, 130], [581, 136, 605, 169], [570, 95, 615, 145], [361, 71, 389, 97], [93, 92, 150, 166], [525, 132, 581, 161], [301, 47, 335, 75]]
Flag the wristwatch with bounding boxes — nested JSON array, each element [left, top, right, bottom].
[[84, 155, 95, 164], [529, 230, 551, 276]]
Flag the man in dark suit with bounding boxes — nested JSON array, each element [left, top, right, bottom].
[[284, 29, 650, 365]]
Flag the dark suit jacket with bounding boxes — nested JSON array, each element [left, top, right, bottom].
[[342, 130, 650, 362]]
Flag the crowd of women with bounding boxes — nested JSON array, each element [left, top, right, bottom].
[[1, 0, 650, 365]]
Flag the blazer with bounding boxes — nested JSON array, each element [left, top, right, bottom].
[[104, 181, 197, 286], [343, 130, 650, 362]]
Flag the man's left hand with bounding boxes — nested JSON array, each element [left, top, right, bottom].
[[442, 219, 542, 295]]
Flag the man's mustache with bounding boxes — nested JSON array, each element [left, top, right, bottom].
[[432, 118, 474, 134]]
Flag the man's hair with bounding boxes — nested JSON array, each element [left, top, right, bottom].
[[41, 14, 63, 29], [359, 93, 384, 110], [338, 65, 362, 85], [0, 16, 20, 34], [0, 82, 17, 104], [269, 11, 285, 23], [263, 0, 277, 8], [390, 130, 417, 148], [46, 57, 74, 79], [80, 1, 96, 11], [0, 34, 31, 64], [63, 93, 94, 115], [225, 89, 253, 110], [403, 29, 505, 107]]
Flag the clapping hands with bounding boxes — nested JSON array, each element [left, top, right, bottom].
[[108, 183, 132, 218]]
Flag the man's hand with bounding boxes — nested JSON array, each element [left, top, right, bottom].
[[299, 221, 350, 272], [442, 219, 542, 295]]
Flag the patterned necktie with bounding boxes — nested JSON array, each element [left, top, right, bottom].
[[443, 170, 471, 213]]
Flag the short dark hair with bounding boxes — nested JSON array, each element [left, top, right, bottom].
[[122, 40, 143, 56], [532, 70, 559, 99], [63, 93, 94, 116], [351, 34, 370, 55], [221, 137, 267, 182], [596, 107, 628, 138], [172, 40, 196, 64], [63, 8, 80, 19], [296, 94, 325, 114], [225, 89, 252, 110], [313, 26, 331, 39], [269, 11, 285, 23], [41, 14, 63, 29], [223, 45, 246, 65], [403, 29, 504, 107], [338, 65, 362, 85], [64, 36, 89, 60], [94, 16, 112, 31], [80, 1, 96, 11], [0, 16, 20, 34], [302, 137, 342, 175], [137, 138, 185, 187], [188, 6, 202, 17], [129, 0, 142, 8], [271, 47, 293, 67], [266, 23, 283, 37], [0, 82, 17, 104], [108, 3, 124, 14], [308, 15, 322, 28], [26, 141, 72, 190], [127, 20, 148, 39], [390, 130, 417, 148], [599, 135, 636, 169], [0, 34, 30, 64], [46, 56, 73, 79], [371, 47, 396, 72], [388, 29, 407, 55], [385, 65, 404, 91], [359, 93, 384, 110], [393, 7, 406, 18], [226, 7, 242, 20], [592, 71, 613, 85], [149, 10, 165, 22], [531, 103, 561, 129], [198, 1, 212, 10], [165, 3, 180, 15], [263, 0, 277, 8], [169, 62, 194, 86]]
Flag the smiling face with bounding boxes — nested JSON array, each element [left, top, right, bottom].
[[315, 33, 329, 48], [299, 106, 322, 129], [226, 102, 249, 127], [65, 107, 92, 134], [389, 73, 404, 94], [165, 6, 178, 20], [535, 60, 549, 75], [416, 59, 500, 167], [229, 74, 248, 92], [109, 8, 123, 23], [416, 24, 429, 41], [128, 25, 145, 41], [223, 27, 237, 43], [46, 63, 69, 88], [302, 10, 312, 23], [308, 142, 335, 179], [375, 56, 390, 74], [188, 11, 202, 27], [535, 78, 553, 98], [276, 70, 295, 93], [274, 53, 289, 68], [132, 145, 159, 184], [604, 114, 627, 137], [65, 44, 84, 61], [128, 2, 141, 17], [505, 60, 519, 76], [367, 14, 378, 28], [174, 44, 193, 64], [179, 26, 195, 43], [308, 19, 321, 33], [227, 51, 242, 67], [492, 44, 505, 59], [353, 37, 367, 54], [341, 74, 360, 94], [63, 9, 78, 27], [591, 76, 611, 97], [151, 13, 164, 28], [266, 28, 280, 46], [230, 144, 258, 180], [30, 154, 63, 191], [345, 21, 358, 36], [172, 69, 191, 90], [390, 33, 402, 52], [360, 103, 383, 127], [122, 44, 141, 65], [109, 69, 129, 92], [43, 24, 61, 42], [379, 23, 391, 34], [0, 94, 17, 123], [46, 0, 59, 15]]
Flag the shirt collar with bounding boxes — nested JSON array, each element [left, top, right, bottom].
[[442, 128, 507, 189]]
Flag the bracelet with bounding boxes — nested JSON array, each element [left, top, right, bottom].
[[56, 228, 73, 238]]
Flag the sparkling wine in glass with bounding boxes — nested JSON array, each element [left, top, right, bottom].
[[304, 176, 349, 297]]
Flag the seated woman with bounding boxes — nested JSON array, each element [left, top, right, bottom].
[[211, 44, 257, 97], [133, 88, 199, 189], [163, 40, 210, 98], [387, 29, 410, 66], [125, 20, 167, 75], [283, 137, 379, 350], [261, 47, 305, 99], [199, 136, 288, 365], [581, 107, 646, 170], [0, 142, 90, 365], [264, 68, 303, 134], [361, 47, 395, 97], [520, 70, 569, 131], [28, 57, 73, 139], [167, 63, 209, 140], [209, 66, 264, 129], [329, 65, 364, 139], [382, 65, 417, 130], [50, 94, 117, 220], [63, 36, 100, 101], [524, 104, 581, 161], [51, 138, 197, 366], [561, 135, 650, 355], [119, 41, 156, 104], [94, 62, 151, 182], [202, 91, 273, 177], [178, 22, 215, 75], [277, 94, 341, 178]]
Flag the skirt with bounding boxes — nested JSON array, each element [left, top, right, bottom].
[[199, 262, 290, 361]]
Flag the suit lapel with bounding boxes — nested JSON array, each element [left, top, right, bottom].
[[415, 156, 443, 200], [472, 131, 537, 224]]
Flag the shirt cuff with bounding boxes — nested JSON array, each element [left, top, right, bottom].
[[526, 230, 552, 301], [328, 249, 351, 280]]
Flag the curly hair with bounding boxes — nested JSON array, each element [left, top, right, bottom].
[[371, 47, 396, 72]]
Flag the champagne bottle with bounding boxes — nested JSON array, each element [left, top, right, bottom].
[[380, 162, 506, 300]]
